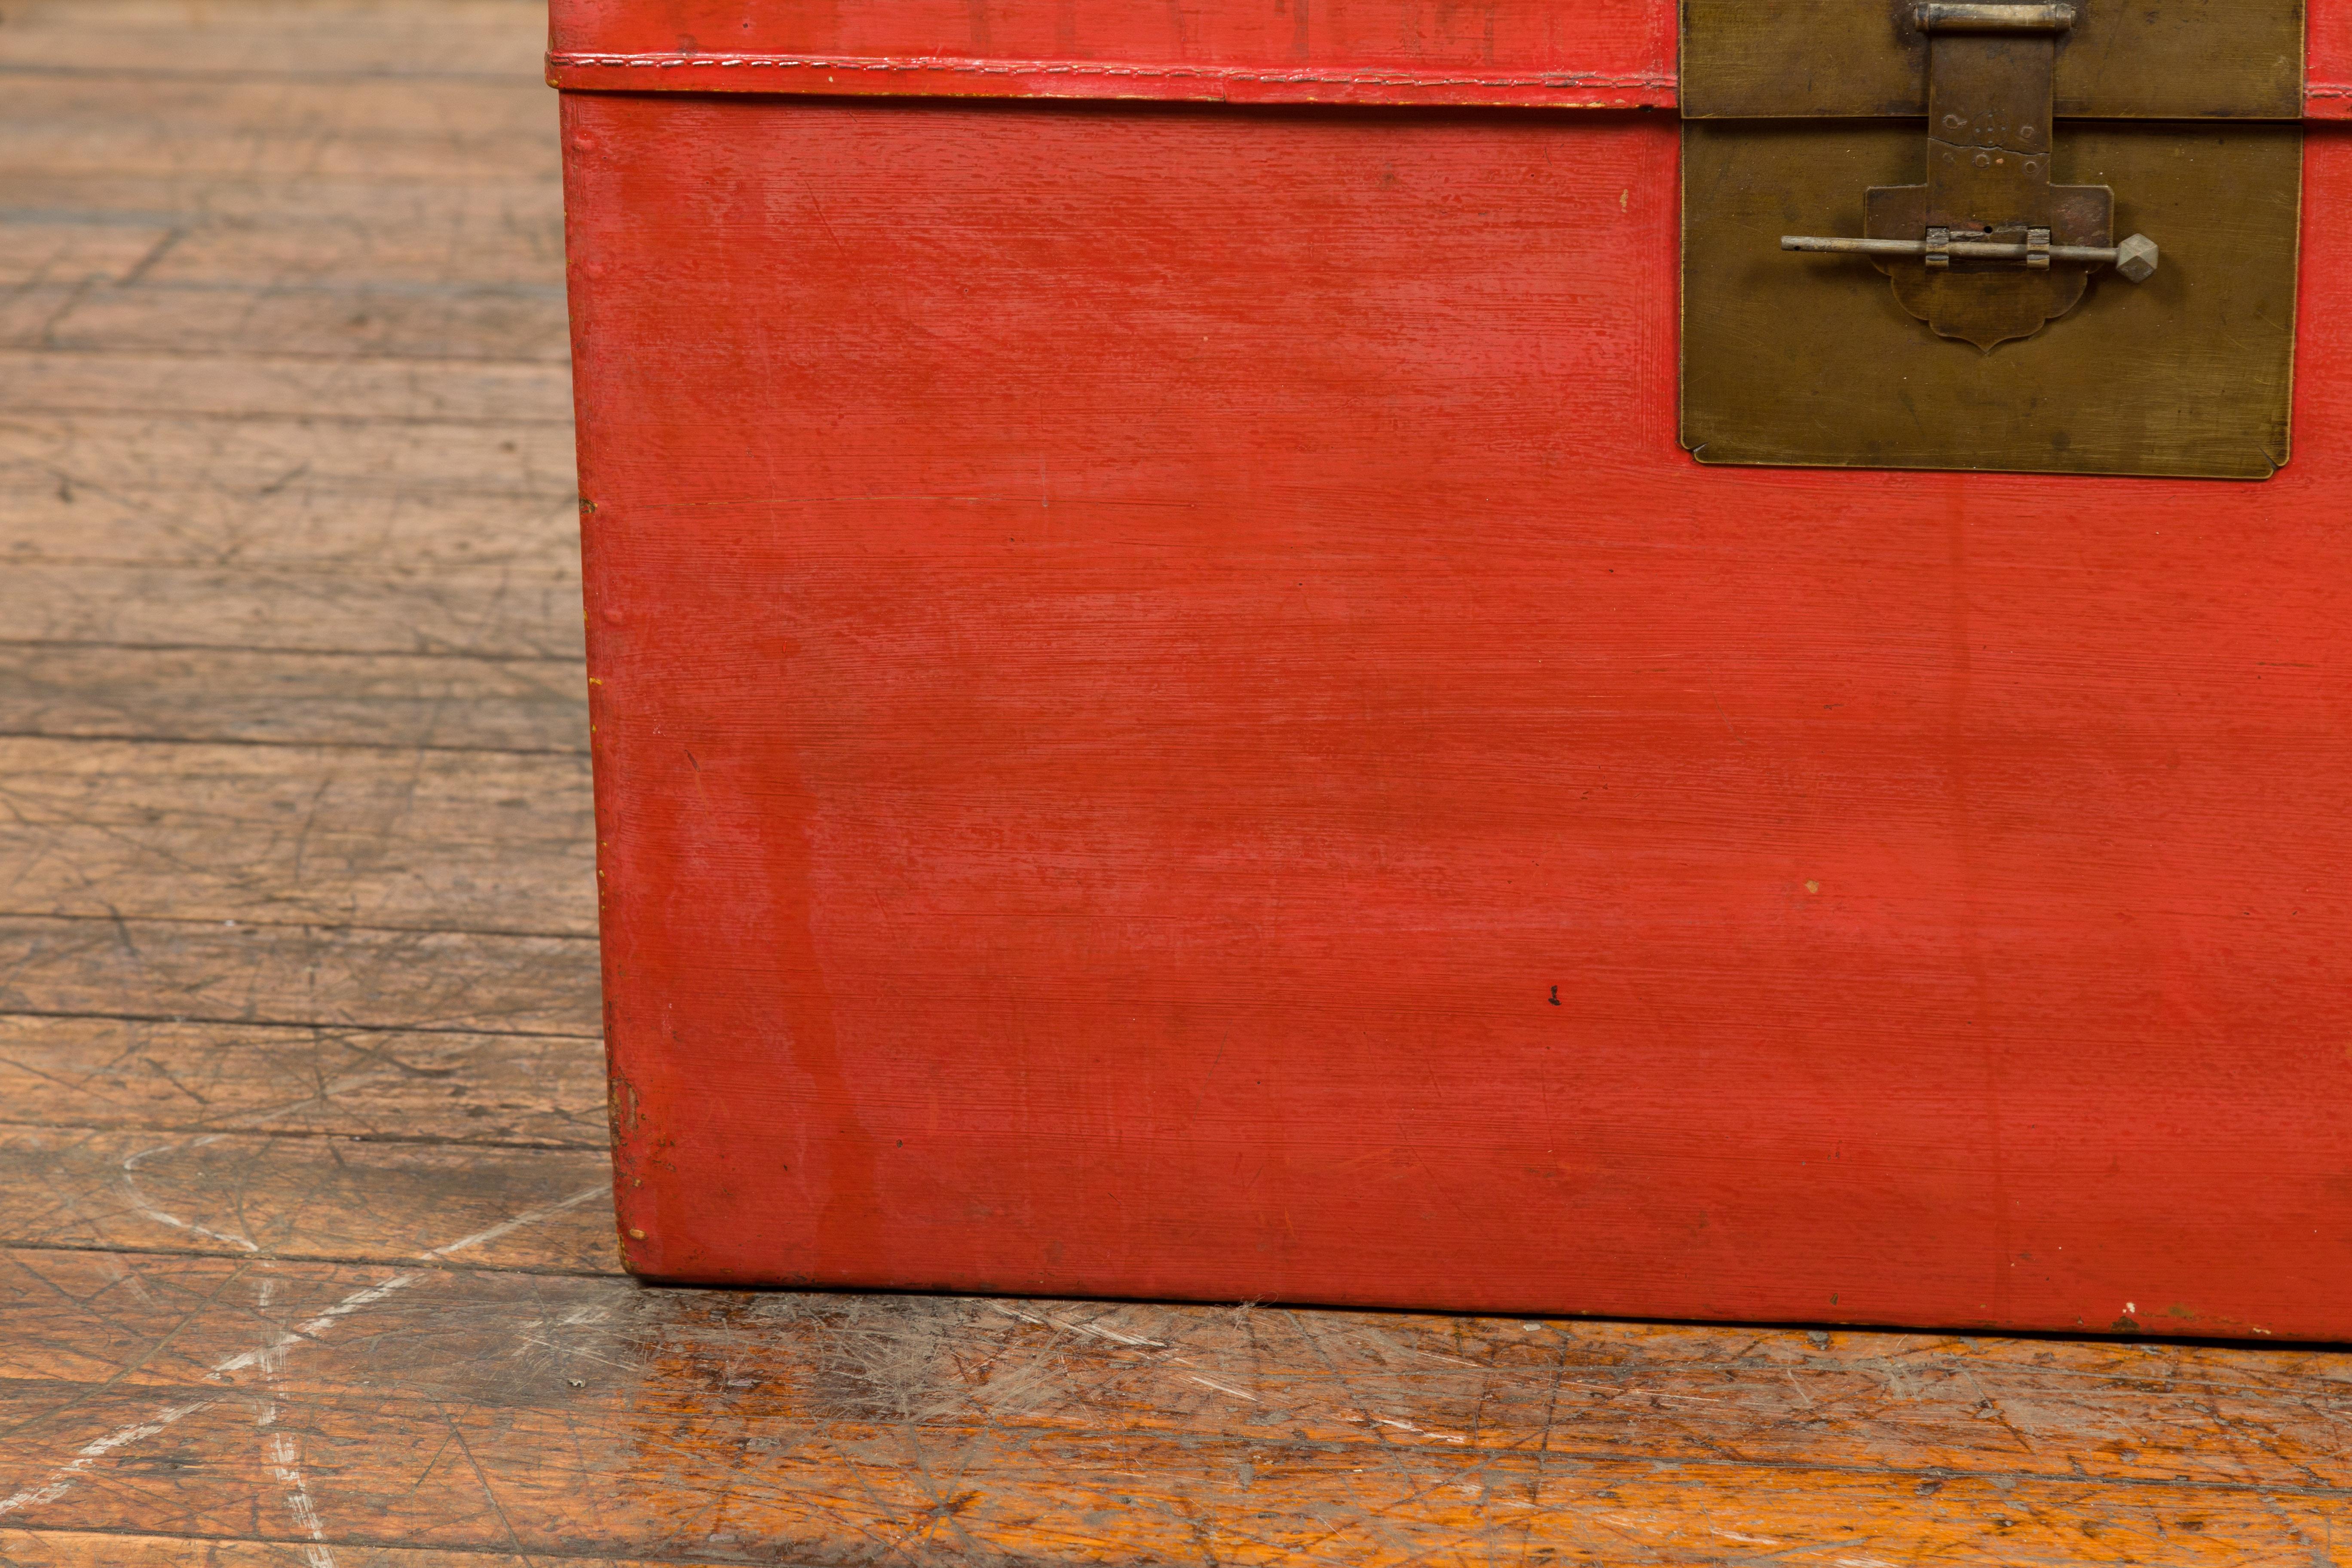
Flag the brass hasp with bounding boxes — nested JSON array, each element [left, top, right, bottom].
[[1778, 0, 2156, 349]]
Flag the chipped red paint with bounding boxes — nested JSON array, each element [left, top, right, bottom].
[[560, 0, 2352, 1337]]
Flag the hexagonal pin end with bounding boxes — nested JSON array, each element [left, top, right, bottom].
[[2114, 233, 2158, 283]]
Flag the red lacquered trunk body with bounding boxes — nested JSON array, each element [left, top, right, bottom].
[[557, 0, 2352, 1338]]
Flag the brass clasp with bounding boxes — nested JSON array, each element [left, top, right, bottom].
[[1779, 1, 2157, 349]]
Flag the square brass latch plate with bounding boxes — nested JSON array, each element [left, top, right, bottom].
[[1679, 0, 2303, 479]]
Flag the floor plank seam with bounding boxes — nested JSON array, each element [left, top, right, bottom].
[[0, 912, 599, 940], [11, 338, 573, 361], [0, 65, 549, 85], [6, 405, 578, 429], [0, 484, 584, 505], [0, 561, 582, 582], [0, 1524, 802, 1568], [0, 1118, 607, 1152], [6, 1395, 2349, 1500], [1, 1239, 625, 1280], [0, 1011, 604, 1041], [0, 640, 587, 667], [0, 730, 591, 758], [0, 345, 570, 367]]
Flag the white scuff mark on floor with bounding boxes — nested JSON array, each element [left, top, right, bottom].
[[253, 1273, 339, 1568], [1591, 1512, 1659, 1533], [986, 1303, 1049, 1325], [1354, 1412, 1470, 1444], [0, 1184, 606, 1524], [213, 1184, 605, 1377], [113, 1067, 413, 1256], [1002, 1305, 1498, 1447], [264, 1425, 338, 1568], [0, 1399, 217, 1516], [513, 1334, 634, 1374], [1049, 1315, 1165, 1347], [120, 1135, 259, 1252]]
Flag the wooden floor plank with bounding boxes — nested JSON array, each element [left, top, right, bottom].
[[0, 352, 573, 424], [0, 1128, 614, 1270], [152, 219, 570, 291], [4, 487, 577, 572], [0, 645, 586, 752], [0, 916, 603, 1037], [0, 1015, 605, 1147], [9, 1250, 2352, 1487], [0, 174, 563, 237], [0, 0, 548, 80], [0, 1533, 688, 1568], [0, 77, 559, 178], [0, 211, 562, 307], [30, 1390, 2330, 1568], [0, 736, 594, 931], [0, 220, 178, 288], [5, 281, 572, 362], [1, 415, 577, 499], [0, 567, 585, 659], [0, 1253, 2346, 1564], [0, 205, 564, 294], [0, 185, 564, 296]]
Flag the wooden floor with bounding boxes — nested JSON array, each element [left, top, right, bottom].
[[2, 3, 2351, 1563]]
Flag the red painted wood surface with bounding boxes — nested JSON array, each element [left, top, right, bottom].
[[2316, 0, 2352, 114], [547, 0, 2352, 107], [563, 72, 2352, 1338]]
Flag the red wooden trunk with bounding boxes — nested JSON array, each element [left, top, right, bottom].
[[554, 0, 2352, 1339]]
